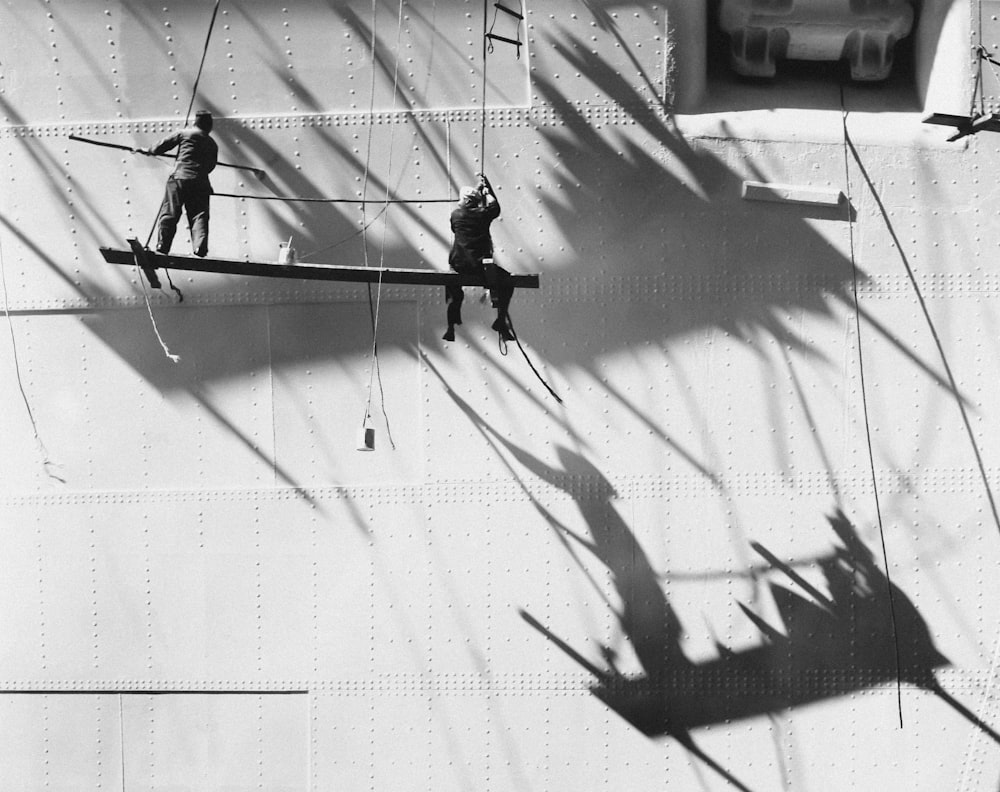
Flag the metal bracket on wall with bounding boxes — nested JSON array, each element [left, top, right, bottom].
[[741, 181, 844, 207]]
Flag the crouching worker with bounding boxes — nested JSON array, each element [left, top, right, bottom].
[[139, 110, 218, 257], [444, 173, 515, 342]]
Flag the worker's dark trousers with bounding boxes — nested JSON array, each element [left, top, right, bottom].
[[444, 263, 513, 327], [486, 264, 514, 325], [445, 283, 465, 326], [155, 176, 211, 257]]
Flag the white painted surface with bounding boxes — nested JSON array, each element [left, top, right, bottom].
[[2, 1, 998, 790]]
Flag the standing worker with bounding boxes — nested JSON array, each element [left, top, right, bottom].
[[444, 172, 515, 342], [139, 110, 218, 257]]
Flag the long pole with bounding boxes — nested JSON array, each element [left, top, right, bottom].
[[68, 134, 265, 178]]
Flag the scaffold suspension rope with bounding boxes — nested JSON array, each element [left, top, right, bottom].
[[185, 0, 222, 125], [840, 87, 902, 728]]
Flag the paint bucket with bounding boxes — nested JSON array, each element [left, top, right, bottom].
[[356, 420, 375, 452], [277, 238, 297, 265]]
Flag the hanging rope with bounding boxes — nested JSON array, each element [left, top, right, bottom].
[[0, 231, 64, 482], [145, 0, 221, 251], [184, 0, 222, 126], [843, 93, 1000, 543], [138, 270, 181, 362], [365, 0, 408, 452], [138, 1, 222, 358], [359, 0, 382, 425], [357, 0, 409, 450], [480, 1, 549, 389], [977, 0, 986, 118], [840, 88, 902, 727], [479, 0, 489, 175], [360, 0, 380, 269], [505, 311, 563, 404], [479, 0, 527, 163]]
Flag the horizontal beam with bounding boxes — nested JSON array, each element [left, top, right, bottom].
[[100, 247, 540, 289]]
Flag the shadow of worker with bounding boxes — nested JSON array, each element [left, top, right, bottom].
[[511, 447, 754, 789], [494, 445, 688, 678]]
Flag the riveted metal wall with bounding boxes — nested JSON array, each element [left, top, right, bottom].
[[2, 0, 1000, 790]]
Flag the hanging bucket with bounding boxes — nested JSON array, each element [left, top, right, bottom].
[[356, 419, 375, 452]]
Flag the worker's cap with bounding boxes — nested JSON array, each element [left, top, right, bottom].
[[459, 186, 479, 204], [193, 110, 213, 130]]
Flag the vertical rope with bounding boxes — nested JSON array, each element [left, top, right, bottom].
[[184, 0, 222, 125], [367, 0, 406, 450], [0, 230, 63, 481], [843, 97, 1000, 541], [140, 0, 221, 350], [840, 88, 903, 727], [480, 0, 489, 175], [146, 0, 221, 248], [979, 0, 985, 117], [138, 272, 181, 363], [358, 0, 404, 449], [359, 0, 380, 433], [360, 0, 379, 273]]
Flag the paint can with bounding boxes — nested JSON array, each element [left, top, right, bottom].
[[277, 237, 297, 265], [356, 420, 375, 452]]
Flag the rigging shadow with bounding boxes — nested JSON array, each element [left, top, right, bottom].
[[521, 499, 999, 744], [425, 362, 756, 790], [5, 6, 974, 487], [10, 23, 957, 388], [524, 43, 965, 398], [428, 352, 998, 788]]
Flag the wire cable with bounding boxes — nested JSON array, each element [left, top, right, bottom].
[[840, 88, 903, 727]]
